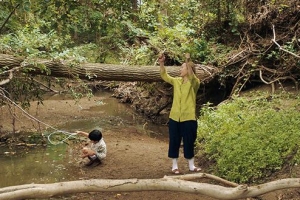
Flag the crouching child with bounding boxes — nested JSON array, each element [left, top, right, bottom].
[[76, 129, 107, 167]]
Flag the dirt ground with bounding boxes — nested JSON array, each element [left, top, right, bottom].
[[0, 94, 299, 200]]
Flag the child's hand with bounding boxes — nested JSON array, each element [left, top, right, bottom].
[[82, 147, 89, 154], [158, 53, 165, 64], [76, 131, 88, 137]]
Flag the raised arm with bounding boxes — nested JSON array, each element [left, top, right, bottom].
[[158, 53, 166, 73], [185, 53, 195, 76]]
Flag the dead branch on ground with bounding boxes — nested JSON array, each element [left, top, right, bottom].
[[0, 175, 300, 200]]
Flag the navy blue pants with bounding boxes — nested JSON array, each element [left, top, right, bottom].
[[168, 119, 198, 159]]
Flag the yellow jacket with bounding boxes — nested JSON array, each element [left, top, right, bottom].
[[161, 68, 200, 122]]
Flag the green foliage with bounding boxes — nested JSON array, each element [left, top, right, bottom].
[[118, 0, 244, 65], [0, 21, 97, 108], [118, 43, 155, 65], [0, 18, 98, 60], [6, 74, 45, 108], [0, 0, 249, 65], [196, 92, 300, 183], [0, 0, 32, 32], [136, 1, 159, 31], [0, 23, 71, 57]]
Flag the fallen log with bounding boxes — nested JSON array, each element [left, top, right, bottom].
[[0, 174, 299, 200], [0, 53, 218, 82]]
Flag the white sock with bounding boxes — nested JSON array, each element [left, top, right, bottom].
[[172, 158, 178, 170], [188, 157, 195, 171]]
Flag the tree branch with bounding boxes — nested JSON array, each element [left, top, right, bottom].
[[0, 66, 21, 86], [259, 69, 298, 91], [0, 176, 300, 200], [165, 173, 239, 187], [271, 24, 300, 59], [0, 4, 20, 34]]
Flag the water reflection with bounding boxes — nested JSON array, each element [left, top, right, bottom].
[[0, 144, 78, 187]]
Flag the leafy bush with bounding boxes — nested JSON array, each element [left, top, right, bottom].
[[196, 92, 300, 183], [0, 24, 71, 57]]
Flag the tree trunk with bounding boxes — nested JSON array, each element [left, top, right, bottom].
[[0, 54, 217, 82], [0, 175, 300, 200]]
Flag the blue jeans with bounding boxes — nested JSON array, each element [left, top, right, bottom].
[[168, 119, 197, 159]]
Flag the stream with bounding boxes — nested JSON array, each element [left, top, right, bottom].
[[0, 91, 168, 188]]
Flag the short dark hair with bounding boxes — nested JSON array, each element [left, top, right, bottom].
[[88, 129, 102, 141]]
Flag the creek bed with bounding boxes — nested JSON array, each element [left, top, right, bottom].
[[0, 91, 168, 188]]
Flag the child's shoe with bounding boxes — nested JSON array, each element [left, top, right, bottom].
[[92, 158, 102, 167], [85, 156, 97, 166]]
